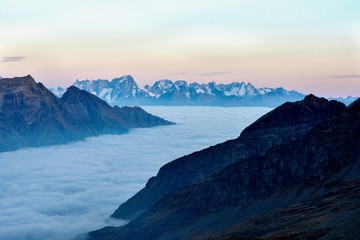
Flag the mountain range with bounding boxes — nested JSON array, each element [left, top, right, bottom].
[[49, 75, 306, 107], [0, 75, 173, 152], [83, 95, 360, 240], [49, 75, 358, 107]]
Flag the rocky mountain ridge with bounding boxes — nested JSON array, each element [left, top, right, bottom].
[[0, 75, 173, 152], [110, 94, 347, 220], [85, 95, 360, 240]]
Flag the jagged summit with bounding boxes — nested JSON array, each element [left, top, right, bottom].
[[302, 93, 330, 104], [0, 74, 38, 86], [70, 75, 150, 104], [63, 85, 99, 97], [0, 75, 60, 114], [66, 85, 82, 92], [240, 93, 347, 138], [348, 97, 360, 110], [61, 85, 110, 107], [112, 75, 134, 83], [110, 75, 137, 90]]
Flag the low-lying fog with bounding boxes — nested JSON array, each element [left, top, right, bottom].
[[0, 106, 271, 240]]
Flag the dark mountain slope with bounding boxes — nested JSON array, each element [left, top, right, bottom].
[[87, 98, 360, 240], [238, 94, 347, 155], [61, 86, 170, 131], [193, 178, 360, 240], [111, 95, 347, 220], [0, 75, 84, 151], [0, 75, 173, 152]]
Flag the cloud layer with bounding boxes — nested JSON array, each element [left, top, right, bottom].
[[0, 106, 271, 240], [1, 56, 27, 62], [191, 71, 232, 76], [329, 75, 360, 79]]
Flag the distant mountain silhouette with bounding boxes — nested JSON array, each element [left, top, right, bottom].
[[0, 75, 173, 152], [84, 95, 360, 240], [50, 75, 305, 107], [328, 95, 359, 106]]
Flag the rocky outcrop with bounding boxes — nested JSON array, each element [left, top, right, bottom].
[[193, 178, 360, 240], [86, 96, 360, 240], [111, 95, 347, 220], [0, 75, 173, 152], [238, 94, 347, 155]]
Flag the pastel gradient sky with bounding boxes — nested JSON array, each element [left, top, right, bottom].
[[1, 0, 359, 97]]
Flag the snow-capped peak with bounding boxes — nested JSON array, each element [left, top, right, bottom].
[[174, 80, 188, 86], [111, 75, 135, 84]]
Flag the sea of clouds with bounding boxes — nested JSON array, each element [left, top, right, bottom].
[[0, 106, 271, 240]]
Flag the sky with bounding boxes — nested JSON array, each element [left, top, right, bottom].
[[0, 0, 359, 97]]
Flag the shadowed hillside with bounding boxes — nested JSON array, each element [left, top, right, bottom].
[[85, 95, 360, 240]]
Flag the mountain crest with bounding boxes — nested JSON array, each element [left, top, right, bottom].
[[61, 86, 98, 102], [240, 93, 347, 139], [0, 74, 37, 87], [111, 75, 135, 84]]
